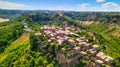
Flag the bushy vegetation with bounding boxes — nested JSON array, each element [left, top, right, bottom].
[[0, 10, 120, 67], [18, 12, 120, 67], [0, 9, 31, 20], [78, 59, 88, 67], [77, 31, 96, 44], [69, 34, 78, 40], [0, 33, 59, 67], [30, 32, 59, 67], [64, 12, 120, 25], [0, 22, 23, 52], [83, 23, 120, 67]]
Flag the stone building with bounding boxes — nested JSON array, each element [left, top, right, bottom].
[[104, 56, 114, 65], [62, 21, 67, 31], [95, 60, 103, 67], [35, 33, 41, 37], [67, 39, 75, 47], [92, 44, 100, 51], [39, 22, 114, 67], [88, 49, 97, 56]]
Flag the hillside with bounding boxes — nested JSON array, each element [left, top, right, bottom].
[[0, 21, 23, 52], [64, 12, 120, 25], [19, 12, 120, 66], [0, 32, 60, 67], [0, 9, 32, 20], [82, 23, 120, 66], [0, 32, 30, 66], [0, 11, 120, 67]]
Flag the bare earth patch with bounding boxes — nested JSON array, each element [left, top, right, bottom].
[[80, 21, 99, 25], [0, 18, 9, 23], [108, 23, 120, 37], [11, 32, 29, 46], [112, 30, 120, 37]]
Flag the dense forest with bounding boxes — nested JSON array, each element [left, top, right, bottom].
[[0, 10, 120, 67], [0, 9, 37, 20], [64, 12, 120, 25], [0, 22, 23, 53]]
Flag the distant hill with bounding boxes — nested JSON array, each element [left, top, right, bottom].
[[63, 12, 120, 25], [1, 9, 120, 25], [0, 9, 32, 20]]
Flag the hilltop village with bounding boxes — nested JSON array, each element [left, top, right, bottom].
[[33, 22, 114, 67]]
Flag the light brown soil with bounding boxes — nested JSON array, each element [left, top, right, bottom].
[[0, 18, 9, 23], [80, 21, 99, 25]]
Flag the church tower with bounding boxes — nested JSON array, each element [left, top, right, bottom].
[[62, 21, 67, 31]]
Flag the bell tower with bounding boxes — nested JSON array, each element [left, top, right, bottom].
[[62, 21, 67, 31]]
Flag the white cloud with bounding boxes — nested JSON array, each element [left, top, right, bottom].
[[102, 2, 119, 8], [0, 0, 28, 9], [78, 3, 90, 9], [91, 2, 120, 12], [96, 0, 105, 2], [101, 2, 120, 12]]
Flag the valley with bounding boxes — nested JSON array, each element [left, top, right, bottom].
[[0, 10, 120, 67]]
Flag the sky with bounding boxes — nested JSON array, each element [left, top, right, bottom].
[[0, 0, 120, 12]]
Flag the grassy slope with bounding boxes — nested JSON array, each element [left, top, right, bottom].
[[0, 32, 52, 67], [0, 32, 30, 66], [84, 23, 120, 67], [59, 14, 120, 66]]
